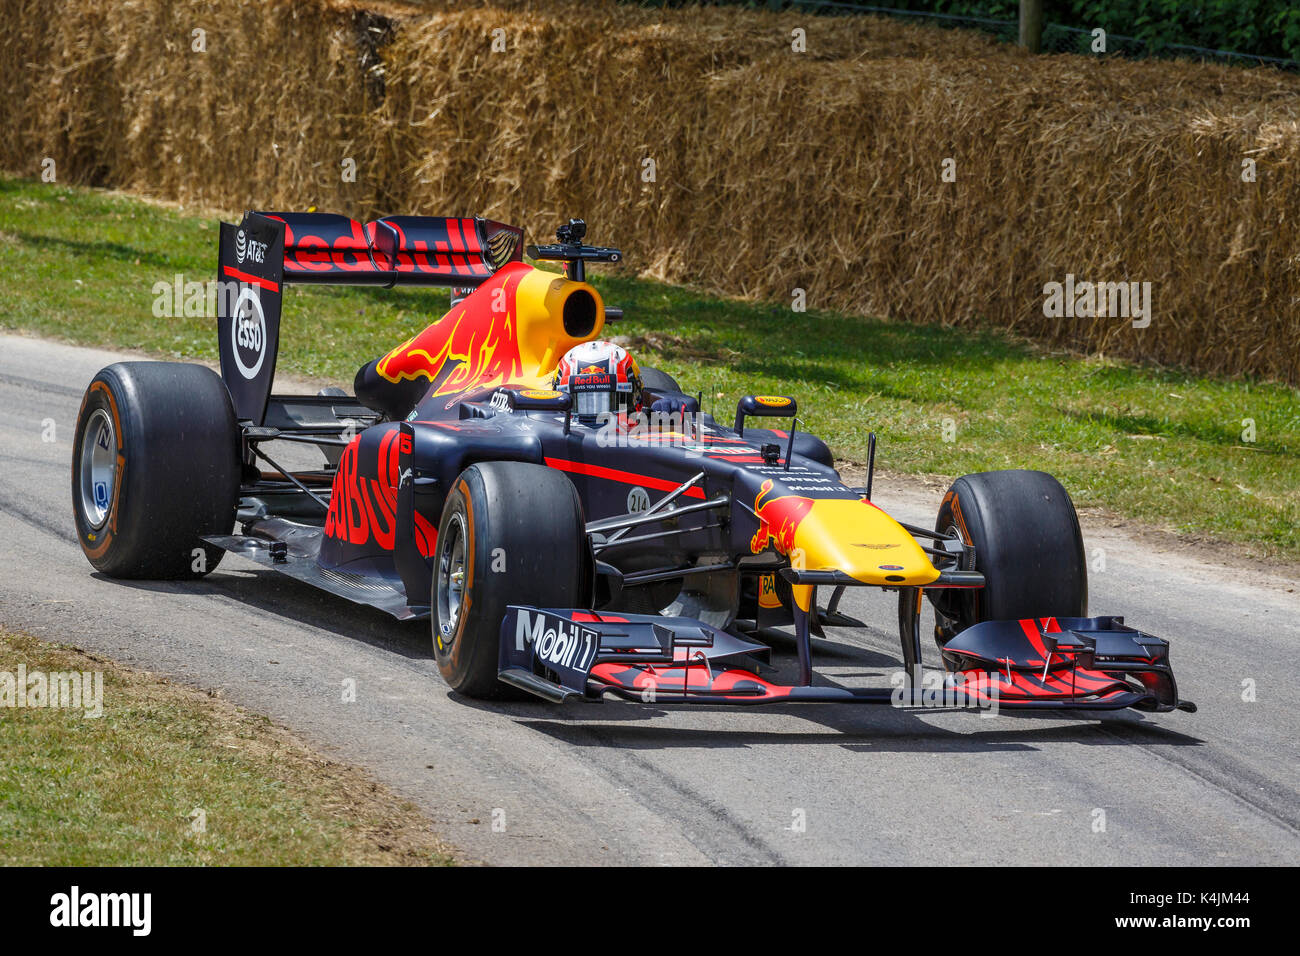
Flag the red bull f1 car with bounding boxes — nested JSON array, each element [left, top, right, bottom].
[[72, 212, 1195, 716]]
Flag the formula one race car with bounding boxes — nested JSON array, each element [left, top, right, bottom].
[[72, 212, 1195, 715]]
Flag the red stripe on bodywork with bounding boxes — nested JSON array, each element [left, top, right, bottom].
[[589, 663, 793, 699], [571, 611, 629, 623], [446, 220, 470, 274], [543, 458, 707, 499], [1019, 618, 1050, 661], [222, 265, 279, 292]]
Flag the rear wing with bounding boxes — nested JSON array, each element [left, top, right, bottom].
[[216, 210, 524, 423], [262, 211, 523, 286]]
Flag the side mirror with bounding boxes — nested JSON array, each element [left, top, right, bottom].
[[734, 394, 797, 436]]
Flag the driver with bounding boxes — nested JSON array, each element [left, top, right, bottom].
[[552, 340, 645, 422]]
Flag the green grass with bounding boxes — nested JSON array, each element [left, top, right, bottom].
[[2, 175, 1298, 558], [0, 629, 458, 865]]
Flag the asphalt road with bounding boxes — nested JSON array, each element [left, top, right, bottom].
[[1, 333, 1296, 865]]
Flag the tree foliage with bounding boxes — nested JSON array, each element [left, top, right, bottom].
[[860, 1, 1300, 62]]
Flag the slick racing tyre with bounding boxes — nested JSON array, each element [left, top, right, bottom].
[[72, 362, 240, 579], [929, 469, 1087, 647], [432, 461, 589, 698], [639, 365, 682, 396]]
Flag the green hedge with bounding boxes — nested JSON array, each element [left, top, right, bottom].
[[856, 1, 1300, 62]]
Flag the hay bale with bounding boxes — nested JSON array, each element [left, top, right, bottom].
[[3, 0, 1297, 382]]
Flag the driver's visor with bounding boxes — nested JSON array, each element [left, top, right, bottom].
[[575, 390, 611, 417], [567, 370, 617, 417]]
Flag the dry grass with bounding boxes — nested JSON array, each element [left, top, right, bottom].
[[0, 627, 461, 865], [3, 0, 1298, 382]]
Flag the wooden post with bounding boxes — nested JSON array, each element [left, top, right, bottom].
[[1019, 0, 1044, 53]]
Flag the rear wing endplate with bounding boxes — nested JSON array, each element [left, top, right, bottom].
[[216, 210, 524, 423]]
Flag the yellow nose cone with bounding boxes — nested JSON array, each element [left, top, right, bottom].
[[791, 499, 939, 587]]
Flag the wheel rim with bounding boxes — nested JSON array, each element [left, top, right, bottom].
[[932, 522, 968, 640], [79, 408, 116, 530], [436, 512, 467, 644]]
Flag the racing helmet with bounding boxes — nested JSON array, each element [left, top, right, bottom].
[[553, 340, 643, 420]]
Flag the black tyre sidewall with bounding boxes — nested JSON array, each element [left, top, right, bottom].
[[934, 469, 1087, 634], [71, 362, 239, 579], [433, 461, 588, 698], [639, 365, 682, 395]]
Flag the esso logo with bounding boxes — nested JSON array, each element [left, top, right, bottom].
[[231, 288, 267, 380], [237, 315, 262, 351]]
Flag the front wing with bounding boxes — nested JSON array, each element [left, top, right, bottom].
[[498, 607, 1196, 713]]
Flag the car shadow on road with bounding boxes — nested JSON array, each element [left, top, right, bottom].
[[496, 622, 1204, 752], [96, 566, 432, 661], [509, 708, 1205, 754], [100, 571, 1207, 755]]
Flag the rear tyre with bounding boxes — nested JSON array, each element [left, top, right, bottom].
[[930, 469, 1087, 646], [71, 362, 240, 579], [639, 366, 682, 395], [432, 462, 589, 698]]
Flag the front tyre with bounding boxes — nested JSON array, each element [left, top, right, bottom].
[[930, 469, 1087, 646], [71, 362, 240, 579], [432, 461, 589, 698]]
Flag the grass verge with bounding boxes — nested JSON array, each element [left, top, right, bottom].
[[0, 628, 458, 865], [2, 175, 1297, 559]]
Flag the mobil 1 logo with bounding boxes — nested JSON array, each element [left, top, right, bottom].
[[510, 608, 600, 691]]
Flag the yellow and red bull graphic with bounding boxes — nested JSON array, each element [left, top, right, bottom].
[[750, 479, 816, 556], [375, 264, 526, 396], [372, 262, 605, 399], [748, 479, 940, 587]]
